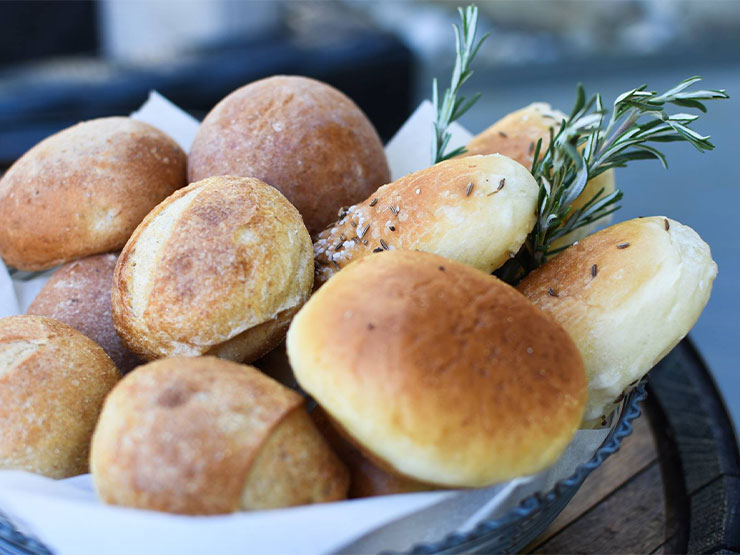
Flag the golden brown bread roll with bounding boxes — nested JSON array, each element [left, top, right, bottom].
[[0, 117, 186, 270], [188, 75, 390, 235], [288, 250, 586, 487], [112, 175, 314, 363], [0, 315, 120, 478], [26, 253, 143, 374], [90, 357, 349, 514], [518, 216, 717, 422], [313, 154, 538, 285], [464, 102, 615, 247]]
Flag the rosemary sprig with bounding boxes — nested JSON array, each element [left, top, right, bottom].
[[431, 4, 488, 164], [499, 76, 728, 282]]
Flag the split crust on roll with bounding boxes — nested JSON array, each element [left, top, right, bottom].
[[288, 250, 586, 487], [518, 216, 717, 422]]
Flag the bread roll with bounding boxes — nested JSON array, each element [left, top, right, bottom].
[[0, 315, 120, 478], [26, 253, 142, 374], [464, 102, 615, 247], [518, 216, 717, 422], [112, 175, 314, 362], [0, 117, 186, 270], [288, 250, 586, 487], [188, 75, 390, 235], [90, 357, 349, 514], [313, 154, 538, 285]]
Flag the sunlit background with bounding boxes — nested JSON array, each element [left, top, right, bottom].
[[1, 0, 738, 427]]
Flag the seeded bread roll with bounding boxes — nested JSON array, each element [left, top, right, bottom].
[[112, 176, 314, 362], [0, 117, 186, 270], [313, 154, 538, 285], [518, 217, 717, 422], [0, 316, 120, 478], [188, 76, 390, 235], [90, 357, 349, 514], [464, 102, 615, 247], [288, 250, 586, 487], [26, 253, 142, 374]]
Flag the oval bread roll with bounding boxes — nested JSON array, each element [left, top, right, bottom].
[[188, 75, 390, 235], [313, 154, 538, 285], [288, 250, 586, 487], [518, 216, 717, 422], [0, 117, 186, 270], [0, 316, 120, 478], [90, 357, 349, 514], [464, 102, 615, 247], [26, 253, 142, 374], [112, 176, 314, 362]]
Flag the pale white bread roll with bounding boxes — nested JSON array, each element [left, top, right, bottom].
[[112, 175, 314, 362], [90, 357, 349, 514], [288, 250, 586, 487], [518, 216, 717, 422], [464, 102, 615, 248], [0, 316, 120, 478], [313, 154, 538, 285]]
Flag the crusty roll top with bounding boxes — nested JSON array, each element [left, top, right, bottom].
[[289, 250, 586, 487]]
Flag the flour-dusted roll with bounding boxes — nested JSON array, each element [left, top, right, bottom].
[[0, 316, 120, 478], [464, 102, 615, 247], [188, 76, 390, 235], [26, 253, 142, 374], [288, 250, 586, 487], [112, 175, 314, 362], [313, 154, 538, 285], [0, 117, 186, 270], [90, 357, 349, 514], [518, 216, 717, 422]]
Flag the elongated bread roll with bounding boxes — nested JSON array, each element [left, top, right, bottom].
[[518, 216, 717, 422], [313, 154, 538, 285], [464, 102, 615, 247], [90, 357, 349, 514], [112, 176, 313, 362], [289, 250, 586, 487]]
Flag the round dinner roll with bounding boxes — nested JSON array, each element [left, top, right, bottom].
[[287, 250, 587, 487], [0, 315, 120, 478], [91, 357, 349, 514], [26, 253, 143, 374], [188, 75, 390, 235], [464, 102, 615, 247], [112, 175, 314, 363], [0, 117, 186, 270], [518, 216, 717, 422]]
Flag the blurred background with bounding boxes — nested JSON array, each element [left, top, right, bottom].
[[0, 0, 738, 427]]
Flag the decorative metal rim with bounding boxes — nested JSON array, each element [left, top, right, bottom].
[[407, 378, 648, 554]]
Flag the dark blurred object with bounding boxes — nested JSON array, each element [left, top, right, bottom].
[[0, 1, 97, 66]]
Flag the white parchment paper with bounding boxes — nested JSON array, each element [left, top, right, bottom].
[[0, 92, 610, 554]]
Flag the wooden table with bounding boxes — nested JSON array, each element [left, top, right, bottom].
[[528, 339, 740, 554]]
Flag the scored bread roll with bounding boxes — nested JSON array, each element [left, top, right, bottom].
[[0, 316, 120, 478], [26, 253, 143, 374], [313, 154, 538, 285], [112, 175, 314, 362], [0, 117, 186, 270], [288, 250, 586, 487], [188, 75, 390, 235], [90, 357, 349, 514], [464, 102, 615, 247], [518, 216, 717, 422]]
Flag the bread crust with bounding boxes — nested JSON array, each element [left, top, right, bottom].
[[313, 154, 538, 285], [112, 175, 314, 362], [518, 216, 717, 421], [0, 117, 186, 270], [288, 250, 586, 487], [0, 315, 120, 478], [188, 75, 390, 235]]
